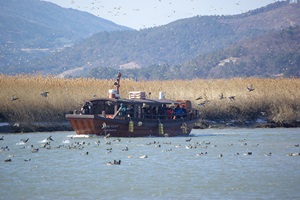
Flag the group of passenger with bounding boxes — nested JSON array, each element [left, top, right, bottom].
[[167, 104, 188, 119], [81, 101, 189, 120], [119, 104, 134, 117], [142, 103, 188, 120]]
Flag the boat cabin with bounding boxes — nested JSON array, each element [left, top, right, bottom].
[[80, 91, 195, 121]]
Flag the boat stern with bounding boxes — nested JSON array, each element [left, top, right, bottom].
[[66, 114, 103, 135]]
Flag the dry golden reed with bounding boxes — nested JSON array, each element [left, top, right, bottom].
[[0, 75, 299, 124]]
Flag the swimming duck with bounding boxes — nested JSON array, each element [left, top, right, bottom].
[[47, 136, 54, 141], [122, 147, 129, 151], [32, 147, 39, 153], [106, 160, 121, 165], [21, 138, 29, 143], [140, 155, 148, 159], [287, 153, 300, 156]]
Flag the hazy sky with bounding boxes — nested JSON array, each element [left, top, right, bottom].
[[45, 0, 281, 29]]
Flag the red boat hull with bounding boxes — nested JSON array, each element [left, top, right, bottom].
[[66, 114, 196, 137]]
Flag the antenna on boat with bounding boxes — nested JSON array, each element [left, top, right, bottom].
[[114, 71, 121, 98]]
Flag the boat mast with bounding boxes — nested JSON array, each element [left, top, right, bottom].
[[114, 71, 121, 98]]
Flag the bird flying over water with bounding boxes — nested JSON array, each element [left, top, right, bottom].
[[20, 138, 29, 143], [47, 136, 54, 141]]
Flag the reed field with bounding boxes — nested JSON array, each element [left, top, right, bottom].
[[1, 75, 300, 128]]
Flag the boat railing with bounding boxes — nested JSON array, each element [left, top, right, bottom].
[[114, 111, 199, 122]]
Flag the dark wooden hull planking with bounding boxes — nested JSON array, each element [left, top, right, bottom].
[[66, 114, 198, 137]]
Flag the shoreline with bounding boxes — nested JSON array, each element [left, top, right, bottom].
[[0, 122, 73, 133], [193, 119, 300, 129], [1, 119, 299, 134]]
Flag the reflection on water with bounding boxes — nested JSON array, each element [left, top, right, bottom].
[[0, 128, 299, 199]]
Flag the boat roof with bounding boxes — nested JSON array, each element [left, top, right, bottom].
[[89, 97, 179, 105]]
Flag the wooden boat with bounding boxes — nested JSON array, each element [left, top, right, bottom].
[[66, 72, 200, 137]]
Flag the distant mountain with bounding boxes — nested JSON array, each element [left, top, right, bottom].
[[0, 0, 131, 74], [1, 1, 299, 79]]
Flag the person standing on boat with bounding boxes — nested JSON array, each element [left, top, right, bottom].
[[142, 103, 150, 118], [127, 105, 134, 117], [119, 104, 127, 116], [182, 105, 187, 118], [174, 104, 183, 119], [151, 106, 157, 119], [82, 102, 91, 114], [166, 107, 174, 119], [158, 104, 167, 119]]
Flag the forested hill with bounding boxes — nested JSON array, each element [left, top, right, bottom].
[[34, 1, 300, 79], [0, 0, 131, 74], [1, 1, 300, 79], [0, 0, 130, 47]]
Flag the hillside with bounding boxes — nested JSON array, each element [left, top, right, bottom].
[[0, 0, 131, 74], [1, 1, 300, 79], [185, 26, 300, 79], [32, 1, 300, 79]]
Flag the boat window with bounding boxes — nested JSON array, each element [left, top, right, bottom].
[[118, 104, 134, 117], [92, 101, 114, 115]]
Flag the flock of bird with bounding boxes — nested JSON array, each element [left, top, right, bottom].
[[1, 134, 299, 164], [196, 84, 255, 107], [9, 84, 254, 105], [10, 91, 49, 102], [66, 0, 253, 29]]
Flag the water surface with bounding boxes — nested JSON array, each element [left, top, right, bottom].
[[0, 128, 299, 199]]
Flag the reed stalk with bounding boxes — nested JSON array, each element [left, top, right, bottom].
[[1, 75, 299, 126]]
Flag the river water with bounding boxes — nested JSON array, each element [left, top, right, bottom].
[[0, 128, 299, 200]]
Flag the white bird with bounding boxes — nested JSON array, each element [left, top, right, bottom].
[[32, 147, 39, 153], [11, 96, 19, 101], [140, 155, 148, 159]]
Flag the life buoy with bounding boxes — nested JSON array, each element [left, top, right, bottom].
[[181, 123, 188, 134], [158, 123, 164, 135], [129, 120, 134, 132]]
